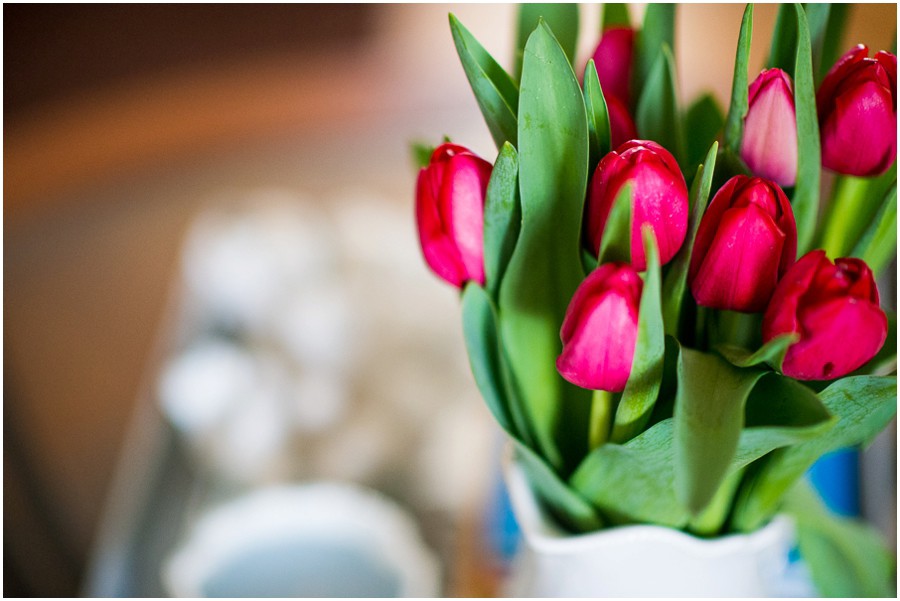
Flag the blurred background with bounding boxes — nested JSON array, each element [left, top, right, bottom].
[[4, 4, 896, 597]]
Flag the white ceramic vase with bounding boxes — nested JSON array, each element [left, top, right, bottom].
[[503, 457, 809, 597]]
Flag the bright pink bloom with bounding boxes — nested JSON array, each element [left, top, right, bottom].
[[763, 250, 887, 380], [689, 176, 797, 312], [591, 27, 635, 106], [415, 143, 492, 288], [557, 262, 642, 392], [817, 45, 897, 176], [606, 94, 637, 149], [741, 69, 798, 187], [587, 140, 689, 271]]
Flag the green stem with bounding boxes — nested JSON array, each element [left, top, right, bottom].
[[589, 389, 616, 450]]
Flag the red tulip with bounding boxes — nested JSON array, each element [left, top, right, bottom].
[[587, 140, 689, 271], [606, 94, 638, 150], [689, 176, 797, 312], [415, 143, 492, 288], [590, 27, 635, 107], [817, 45, 897, 176], [763, 250, 887, 380], [741, 69, 798, 187], [557, 262, 643, 392]]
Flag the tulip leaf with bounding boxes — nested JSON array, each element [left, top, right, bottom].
[[483, 143, 522, 299], [732, 375, 897, 532], [610, 227, 665, 443], [513, 439, 605, 533], [410, 142, 436, 170], [661, 142, 717, 338], [674, 347, 766, 516], [724, 4, 753, 156], [805, 4, 850, 85], [449, 14, 519, 149], [716, 333, 799, 372], [634, 3, 675, 105], [571, 418, 690, 528], [601, 3, 631, 31], [850, 183, 897, 277], [684, 94, 725, 172], [500, 21, 591, 474], [635, 44, 685, 166], [596, 183, 632, 266], [767, 4, 797, 73], [818, 164, 897, 258], [583, 59, 611, 172], [784, 480, 896, 598], [514, 4, 579, 81], [790, 3, 821, 255], [688, 466, 745, 536]]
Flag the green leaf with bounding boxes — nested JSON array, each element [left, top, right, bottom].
[[596, 184, 632, 265], [634, 4, 675, 104], [449, 14, 519, 149], [724, 4, 753, 156], [483, 143, 522, 298], [716, 333, 799, 372], [688, 466, 745, 536], [601, 3, 631, 30], [571, 418, 689, 527], [411, 142, 435, 169], [818, 164, 897, 258], [785, 480, 896, 598], [732, 375, 898, 531], [515, 4, 580, 81], [814, 4, 849, 84], [635, 44, 684, 165], [499, 21, 591, 473], [684, 94, 724, 171], [850, 183, 897, 277], [791, 4, 822, 255], [583, 59, 611, 171], [513, 440, 604, 533], [674, 347, 766, 516], [610, 227, 665, 443], [661, 142, 717, 337], [767, 4, 797, 73]]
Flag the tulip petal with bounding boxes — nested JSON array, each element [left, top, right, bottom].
[[416, 166, 467, 286], [592, 27, 634, 105], [821, 80, 897, 176], [629, 159, 689, 269], [445, 154, 491, 284], [741, 71, 798, 186]]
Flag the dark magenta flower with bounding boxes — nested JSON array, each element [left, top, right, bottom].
[[606, 94, 637, 150], [587, 140, 689, 271], [763, 250, 887, 380], [817, 45, 897, 176], [689, 176, 797, 312], [415, 143, 492, 288], [741, 69, 798, 187], [557, 262, 643, 392], [590, 27, 635, 107]]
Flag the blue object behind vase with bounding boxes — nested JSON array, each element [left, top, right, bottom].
[[807, 448, 859, 517]]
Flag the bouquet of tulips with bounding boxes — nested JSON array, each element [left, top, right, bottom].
[[413, 4, 896, 595]]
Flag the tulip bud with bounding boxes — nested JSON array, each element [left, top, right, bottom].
[[606, 94, 638, 150], [587, 140, 689, 271], [590, 27, 635, 107], [557, 262, 643, 392], [740, 69, 798, 187], [763, 250, 887, 380], [689, 176, 797, 312], [817, 45, 897, 176], [415, 143, 492, 288]]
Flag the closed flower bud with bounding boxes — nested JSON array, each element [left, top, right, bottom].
[[689, 176, 797, 312], [740, 69, 798, 187], [606, 94, 638, 150], [557, 262, 643, 392], [817, 45, 897, 176], [590, 27, 635, 107], [587, 140, 689, 271], [763, 250, 887, 380], [415, 143, 492, 288]]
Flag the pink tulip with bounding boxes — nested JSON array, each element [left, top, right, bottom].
[[606, 94, 637, 150], [587, 140, 689, 271], [763, 250, 887, 380], [591, 27, 634, 106], [557, 262, 643, 392], [415, 143, 492, 288], [689, 176, 797, 312], [817, 45, 897, 176], [740, 69, 798, 187]]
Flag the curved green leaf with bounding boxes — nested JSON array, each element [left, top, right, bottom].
[[634, 3, 675, 104], [684, 94, 724, 171], [484, 143, 521, 298], [818, 164, 896, 257], [850, 183, 897, 277], [767, 4, 797, 73], [635, 44, 684, 165], [601, 3, 631, 30], [724, 4, 753, 156], [732, 375, 898, 531], [812, 4, 849, 84], [583, 59, 611, 171], [514, 4, 580, 81], [596, 183, 632, 266], [716, 333, 799, 372], [449, 14, 519, 149], [674, 347, 766, 516], [499, 21, 591, 473], [610, 227, 665, 443]]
